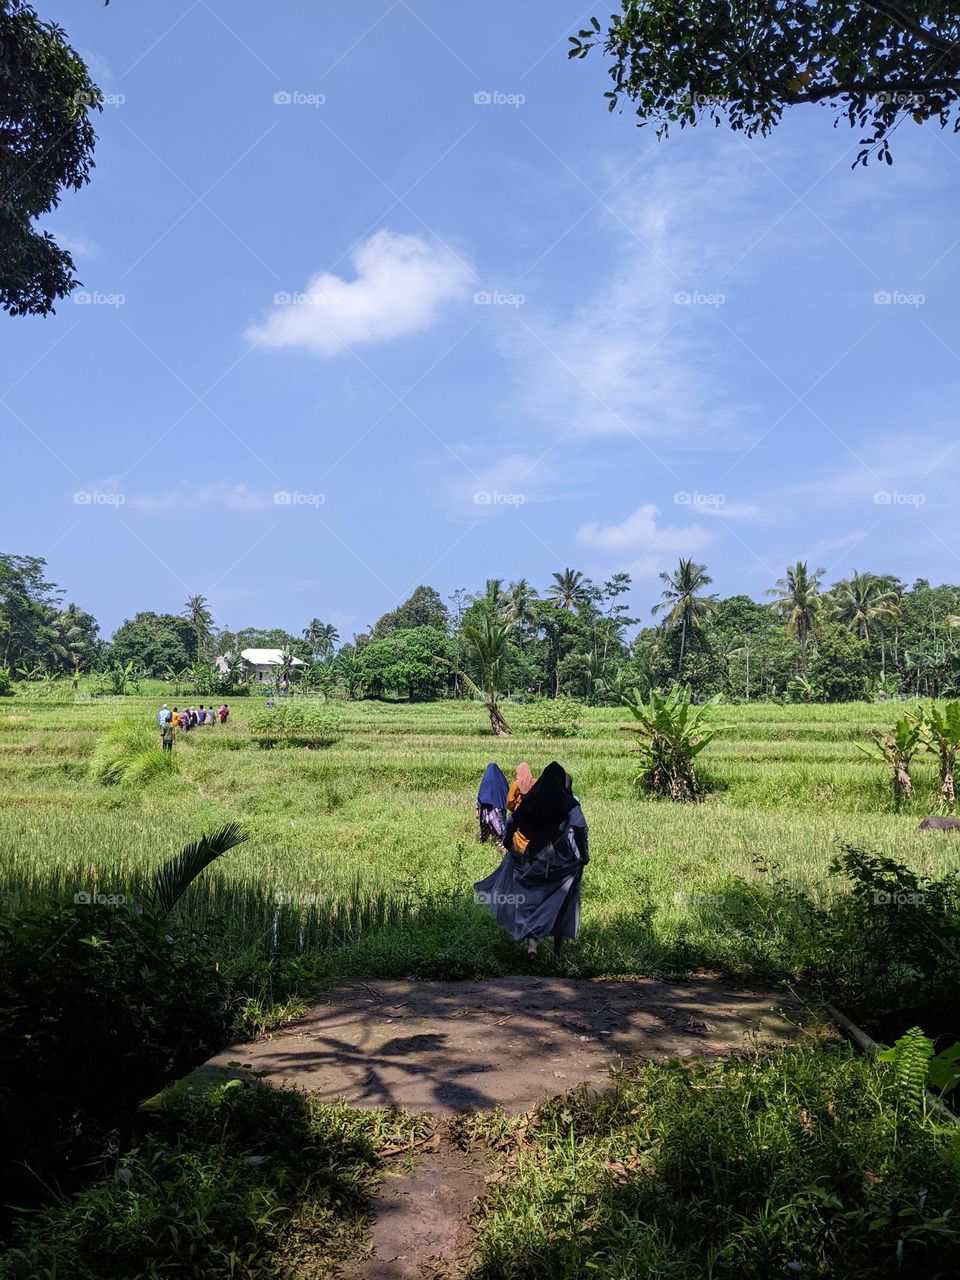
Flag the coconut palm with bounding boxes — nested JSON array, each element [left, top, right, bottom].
[[546, 568, 593, 611], [182, 594, 214, 655], [459, 613, 514, 735], [506, 578, 539, 643], [303, 619, 339, 660], [765, 562, 825, 675], [150, 822, 247, 914], [828, 571, 901, 642], [651, 558, 718, 673]]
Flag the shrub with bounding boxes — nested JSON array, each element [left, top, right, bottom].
[[0, 667, 11, 697], [249, 701, 344, 748], [523, 696, 583, 738]]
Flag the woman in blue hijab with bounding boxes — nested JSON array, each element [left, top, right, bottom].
[[474, 761, 588, 959], [477, 762, 509, 850]]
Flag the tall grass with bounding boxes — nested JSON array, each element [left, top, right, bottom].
[[0, 698, 957, 981], [88, 720, 178, 786]]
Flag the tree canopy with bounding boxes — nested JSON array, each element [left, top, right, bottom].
[[0, 0, 101, 314], [569, 3, 960, 165]]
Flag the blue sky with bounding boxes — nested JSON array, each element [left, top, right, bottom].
[[6, 1, 960, 642]]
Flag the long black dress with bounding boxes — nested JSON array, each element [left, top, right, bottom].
[[474, 762, 588, 943]]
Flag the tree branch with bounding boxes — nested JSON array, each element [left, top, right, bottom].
[[859, 1, 960, 63]]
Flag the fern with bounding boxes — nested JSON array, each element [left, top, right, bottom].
[[877, 1026, 935, 1109]]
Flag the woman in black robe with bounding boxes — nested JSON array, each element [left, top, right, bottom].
[[474, 761, 588, 958]]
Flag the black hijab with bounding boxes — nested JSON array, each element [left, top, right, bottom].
[[513, 761, 576, 843]]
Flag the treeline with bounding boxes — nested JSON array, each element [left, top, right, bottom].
[[4, 551, 960, 702]]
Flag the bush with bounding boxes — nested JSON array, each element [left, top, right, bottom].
[[0, 897, 234, 1214], [523, 696, 583, 738], [0, 667, 11, 697], [249, 701, 344, 748]]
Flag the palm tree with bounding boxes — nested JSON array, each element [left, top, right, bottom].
[[651, 558, 717, 672], [765, 562, 825, 675], [460, 613, 514, 735], [506, 578, 539, 643], [547, 568, 593, 611], [828, 571, 901, 642], [303, 619, 339, 660], [183, 594, 214, 656]]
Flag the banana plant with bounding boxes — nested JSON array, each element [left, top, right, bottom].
[[857, 713, 923, 808], [621, 682, 725, 802], [920, 701, 960, 812]]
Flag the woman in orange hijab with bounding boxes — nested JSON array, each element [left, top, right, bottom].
[[507, 762, 535, 813], [506, 762, 536, 854]]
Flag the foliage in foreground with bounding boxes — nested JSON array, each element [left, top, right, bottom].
[[568, 3, 960, 168], [622, 682, 723, 800], [473, 1046, 960, 1280], [0, 1079, 421, 1279], [0, 827, 246, 1216]]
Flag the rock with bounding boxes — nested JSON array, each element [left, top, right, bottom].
[[917, 815, 960, 832]]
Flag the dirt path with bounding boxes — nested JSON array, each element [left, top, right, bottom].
[[195, 977, 807, 1277], [201, 975, 805, 1113], [345, 1137, 486, 1280]]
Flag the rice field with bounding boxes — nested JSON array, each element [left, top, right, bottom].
[[1, 693, 958, 980]]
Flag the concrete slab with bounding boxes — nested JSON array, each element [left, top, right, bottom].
[[198, 976, 805, 1115]]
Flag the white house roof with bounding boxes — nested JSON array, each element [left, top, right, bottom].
[[240, 648, 306, 666]]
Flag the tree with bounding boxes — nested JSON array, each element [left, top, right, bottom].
[[109, 612, 198, 675], [569, 3, 960, 167], [622, 682, 724, 802], [828, 571, 901, 641], [857, 714, 923, 808], [1, 0, 102, 315], [0, 553, 61, 668], [808, 623, 868, 701], [920, 701, 960, 811], [49, 602, 100, 672], [303, 618, 339, 660], [182, 594, 214, 655], [370, 586, 449, 640], [546, 568, 594, 611], [766, 562, 825, 676], [355, 626, 452, 701], [652, 558, 717, 673], [506, 578, 540, 643], [459, 613, 514, 735]]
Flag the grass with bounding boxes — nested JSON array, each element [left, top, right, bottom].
[[469, 1043, 960, 1279], [1, 692, 958, 986], [0, 1075, 431, 1279]]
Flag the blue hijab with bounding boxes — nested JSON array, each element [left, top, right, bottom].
[[477, 762, 509, 809]]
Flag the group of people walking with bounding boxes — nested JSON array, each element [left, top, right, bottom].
[[474, 761, 588, 958], [157, 703, 229, 750]]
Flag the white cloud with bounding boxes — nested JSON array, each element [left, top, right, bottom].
[[130, 482, 271, 514], [246, 230, 473, 356], [577, 502, 713, 554], [696, 501, 763, 520], [498, 152, 757, 451], [48, 229, 99, 260]]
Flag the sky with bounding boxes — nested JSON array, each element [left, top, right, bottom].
[[6, 1, 960, 643]]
